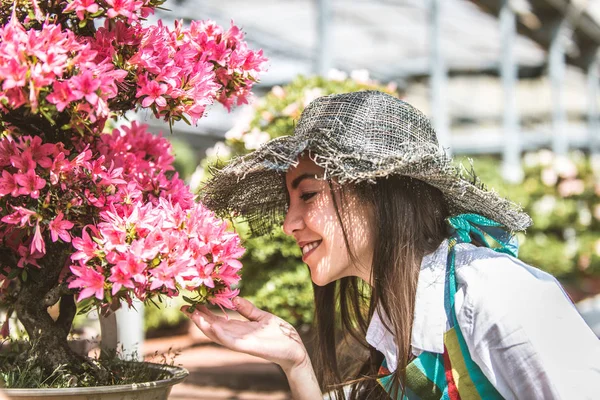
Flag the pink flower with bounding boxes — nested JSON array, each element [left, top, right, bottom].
[[17, 245, 43, 268], [149, 261, 177, 290], [49, 152, 71, 185], [108, 262, 136, 295], [113, 252, 146, 284], [14, 169, 46, 199], [214, 263, 241, 287], [557, 179, 585, 198], [49, 212, 74, 243], [71, 227, 98, 263], [105, 0, 142, 21], [46, 81, 75, 112], [1, 59, 28, 90], [209, 287, 240, 311], [137, 80, 168, 108], [180, 262, 215, 289], [0, 170, 19, 197], [31, 223, 46, 255], [64, 0, 100, 20], [10, 150, 36, 172], [1, 207, 37, 227], [69, 264, 105, 302], [0, 136, 18, 167], [70, 70, 100, 105], [25, 136, 57, 168]]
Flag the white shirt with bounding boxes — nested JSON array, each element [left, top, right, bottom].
[[365, 239, 600, 400]]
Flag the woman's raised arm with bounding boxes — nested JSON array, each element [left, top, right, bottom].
[[182, 297, 322, 399]]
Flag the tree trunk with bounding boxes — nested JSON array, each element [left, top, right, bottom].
[[13, 248, 84, 375]]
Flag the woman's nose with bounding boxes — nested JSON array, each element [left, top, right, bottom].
[[283, 204, 304, 236]]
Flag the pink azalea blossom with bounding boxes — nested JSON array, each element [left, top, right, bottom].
[[69, 264, 105, 302], [137, 80, 168, 108], [31, 223, 46, 255], [1, 207, 37, 227], [17, 245, 43, 268], [23, 136, 57, 168], [105, 0, 140, 19], [149, 261, 177, 291], [71, 227, 98, 263], [10, 150, 36, 172], [46, 81, 75, 112], [0, 136, 18, 167], [49, 152, 71, 185], [49, 212, 74, 243], [209, 287, 240, 311], [108, 262, 136, 295], [1, 59, 28, 90], [14, 169, 46, 199], [69, 70, 100, 105], [0, 170, 19, 197], [64, 0, 100, 20]]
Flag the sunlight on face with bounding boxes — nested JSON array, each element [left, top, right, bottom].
[[282, 155, 374, 286]]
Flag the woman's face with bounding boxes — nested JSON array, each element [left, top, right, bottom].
[[283, 156, 374, 286]]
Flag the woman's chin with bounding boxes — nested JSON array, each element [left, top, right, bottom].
[[308, 268, 331, 286]]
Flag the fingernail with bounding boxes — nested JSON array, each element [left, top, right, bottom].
[[233, 297, 240, 307]]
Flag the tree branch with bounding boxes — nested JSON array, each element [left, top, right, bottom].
[[56, 294, 77, 339], [43, 283, 72, 307]]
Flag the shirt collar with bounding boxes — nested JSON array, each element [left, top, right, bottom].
[[365, 239, 450, 369], [410, 239, 450, 354]]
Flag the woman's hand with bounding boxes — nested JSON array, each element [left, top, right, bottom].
[[182, 297, 308, 372]]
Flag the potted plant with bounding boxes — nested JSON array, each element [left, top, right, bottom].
[[0, 0, 266, 396]]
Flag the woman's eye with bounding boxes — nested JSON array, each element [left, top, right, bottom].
[[300, 192, 317, 201]]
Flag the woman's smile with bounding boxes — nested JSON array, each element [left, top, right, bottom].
[[300, 240, 322, 261]]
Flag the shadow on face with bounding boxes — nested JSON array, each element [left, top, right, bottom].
[[282, 154, 374, 286]]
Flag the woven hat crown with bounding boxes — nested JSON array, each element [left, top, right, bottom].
[[201, 90, 532, 235], [295, 91, 439, 158]]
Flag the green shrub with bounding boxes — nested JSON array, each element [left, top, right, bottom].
[[464, 151, 600, 280]]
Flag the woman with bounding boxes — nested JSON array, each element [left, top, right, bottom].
[[184, 91, 600, 399]]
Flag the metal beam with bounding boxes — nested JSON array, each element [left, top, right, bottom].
[[550, 19, 569, 156], [588, 53, 600, 157], [315, 0, 333, 75], [429, 0, 450, 152], [471, 0, 600, 70], [500, 0, 523, 183]]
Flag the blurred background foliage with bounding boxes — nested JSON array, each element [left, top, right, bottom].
[[147, 73, 600, 332], [462, 151, 600, 285]]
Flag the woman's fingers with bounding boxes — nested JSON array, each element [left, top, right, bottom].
[[181, 306, 223, 344], [233, 297, 264, 322]]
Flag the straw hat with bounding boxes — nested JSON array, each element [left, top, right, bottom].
[[201, 91, 532, 235]]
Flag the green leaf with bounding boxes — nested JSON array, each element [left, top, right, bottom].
[[182, 295, 195, 303], [179, 114, 191, 126]]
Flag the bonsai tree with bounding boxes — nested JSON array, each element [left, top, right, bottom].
[[0, 0, 266, 385]]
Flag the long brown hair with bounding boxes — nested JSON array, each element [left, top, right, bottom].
[[312, 175, 450, 399]]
